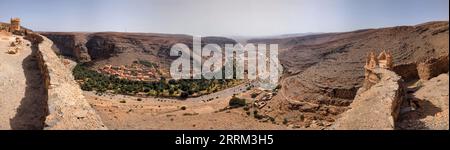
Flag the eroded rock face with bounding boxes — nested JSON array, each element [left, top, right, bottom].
[[40, 32, 237, 68], [35, 35, 107, 130], [417, 55, 449, 80], [40, 33, 91, 62], [330, 68, 405, 130]]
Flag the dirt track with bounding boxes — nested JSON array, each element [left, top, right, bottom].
[[0, 35, 47, 129]]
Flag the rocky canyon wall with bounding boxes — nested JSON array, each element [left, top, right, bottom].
[[35, 35, 106, 130], [39, 33, 91, 62]]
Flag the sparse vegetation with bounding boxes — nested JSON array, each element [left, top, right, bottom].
[[251, 110, 267, 120], [250, 93, 259, 98], [243, 106, 250, 111], [283, 118, 289, 125], [275, 85, 282, 90], [73, 64, 241, 98], [228, 96, 246, 107], [183, 112, 199, 116], [268, 117, 275, 123], [254, 114, 265, 120], [299, 114, 305, 121]]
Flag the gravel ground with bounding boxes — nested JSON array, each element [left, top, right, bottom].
[[0, 35, 46, 129]]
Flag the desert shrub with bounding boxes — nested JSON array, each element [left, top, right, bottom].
[[183, 112, 199, 116], [179, 91, 189, 99], [254, 114, 265, 120], [137, 60, 158, 68], [268, 117, 275, 122], [250, 93, 259, 98], [180, 106, 187, 110], [243, 106, 250, 111], [229, 96, 246, 107], [275, 85, 282, 90], [253, 110, 258, 116], [283, 118, 289, 125], [299, 114, 305, 121], [168, 79, 177, 84]]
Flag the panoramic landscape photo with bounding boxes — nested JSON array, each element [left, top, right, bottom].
[[0, 0, 448, 130]]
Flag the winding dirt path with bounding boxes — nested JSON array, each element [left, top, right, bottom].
[[0, 35, 47, 129]]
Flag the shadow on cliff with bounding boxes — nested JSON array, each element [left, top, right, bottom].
[[10, 44, 48, 130]]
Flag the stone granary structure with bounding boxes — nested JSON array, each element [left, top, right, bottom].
[[363, 50, 393, 89], [9, 17, 21, 32]]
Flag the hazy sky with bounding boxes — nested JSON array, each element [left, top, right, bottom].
[[0, 0, 448, 36]]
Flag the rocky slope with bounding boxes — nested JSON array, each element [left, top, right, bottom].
[[397, 73, 449, 130], [254, 21, 448, 105], [253, 21, 448, 128]]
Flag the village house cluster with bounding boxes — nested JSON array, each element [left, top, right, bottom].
[[99, 63, 161, 81]]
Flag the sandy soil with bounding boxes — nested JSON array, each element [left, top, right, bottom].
[[85, 89, 292, 130], [0, 35, 47, 129]]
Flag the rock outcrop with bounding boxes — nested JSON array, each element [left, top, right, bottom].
[[39, 33, 91, 62], [35, 35, 106, 130], [397, 74, 449, 130], [331, 68, 405, 130], [330, 51, 405, 130]]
